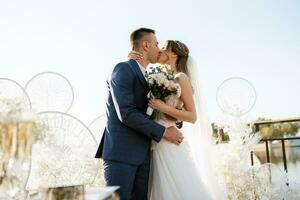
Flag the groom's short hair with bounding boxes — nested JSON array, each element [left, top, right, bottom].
[[130, 27, 155, 49]]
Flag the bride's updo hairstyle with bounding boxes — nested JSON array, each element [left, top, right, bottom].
[[166, 40, 190, 75]]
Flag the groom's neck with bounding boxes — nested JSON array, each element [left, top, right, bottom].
[[136, 59, 149, 69]]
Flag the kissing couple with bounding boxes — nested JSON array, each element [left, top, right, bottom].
[[95, 27, 224, 200]]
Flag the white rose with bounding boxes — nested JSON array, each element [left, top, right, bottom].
[[163, 80, 170, 88], [169, 81, 176, 89], [157, 75, 165, 85], [148, 78, 154, 85]]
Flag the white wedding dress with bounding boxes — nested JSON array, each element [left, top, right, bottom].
[[149, 79, 213, 200]]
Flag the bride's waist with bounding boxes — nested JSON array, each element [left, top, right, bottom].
[[153, 111, 177, 127], [155, 118, 176, 127]]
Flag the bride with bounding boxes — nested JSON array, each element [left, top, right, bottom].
[[130, 40, 226, 200]]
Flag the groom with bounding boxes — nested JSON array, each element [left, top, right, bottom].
[[95, 28, 184, 200]]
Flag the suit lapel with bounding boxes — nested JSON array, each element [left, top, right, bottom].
[[128, 59, 149, 90]]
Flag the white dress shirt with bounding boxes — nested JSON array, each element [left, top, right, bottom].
[[136, 61, 146, 77]]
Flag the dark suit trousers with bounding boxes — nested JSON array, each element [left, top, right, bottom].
[[103, 152, 151, 200]]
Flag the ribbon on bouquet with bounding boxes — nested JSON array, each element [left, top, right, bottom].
[[146, 92, 154, 117]]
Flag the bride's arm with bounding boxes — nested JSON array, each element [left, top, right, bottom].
[[149, 73, 197, 123]]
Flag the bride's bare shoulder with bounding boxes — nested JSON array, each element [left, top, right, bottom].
[[176, 72, 190, 85]]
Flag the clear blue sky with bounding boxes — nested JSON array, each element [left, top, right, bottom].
[[0, 0, 299, 124]]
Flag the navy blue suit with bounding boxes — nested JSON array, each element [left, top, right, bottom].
[[95, 59, 165, 200]]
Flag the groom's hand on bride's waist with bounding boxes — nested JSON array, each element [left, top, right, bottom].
[[163, 126, 184, 145]]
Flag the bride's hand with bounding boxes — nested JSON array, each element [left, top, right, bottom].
[[149, 99, 167, 112], [128, 51, 143, 61]]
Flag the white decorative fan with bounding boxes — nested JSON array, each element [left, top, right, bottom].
[[88, 114, 106, 145], [87, 114, 106, 187], [26, 112, 99, 190], [216, 77, 256, 117], [0, 78, 31, 114], [24, 72, 74, 113]]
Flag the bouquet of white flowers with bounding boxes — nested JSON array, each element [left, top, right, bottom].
[[145, 65, 180, 116]]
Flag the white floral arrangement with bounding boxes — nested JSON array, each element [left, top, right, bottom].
[[214, 115, 300, 199], [145, 65, 180, 116]]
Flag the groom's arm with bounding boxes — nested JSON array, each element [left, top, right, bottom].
[[109, 62, 165, 142]]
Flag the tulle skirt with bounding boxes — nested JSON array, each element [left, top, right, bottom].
[[149, 120, 213, 200]]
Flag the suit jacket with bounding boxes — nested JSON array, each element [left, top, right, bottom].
[[95, 59, 165, 165]]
